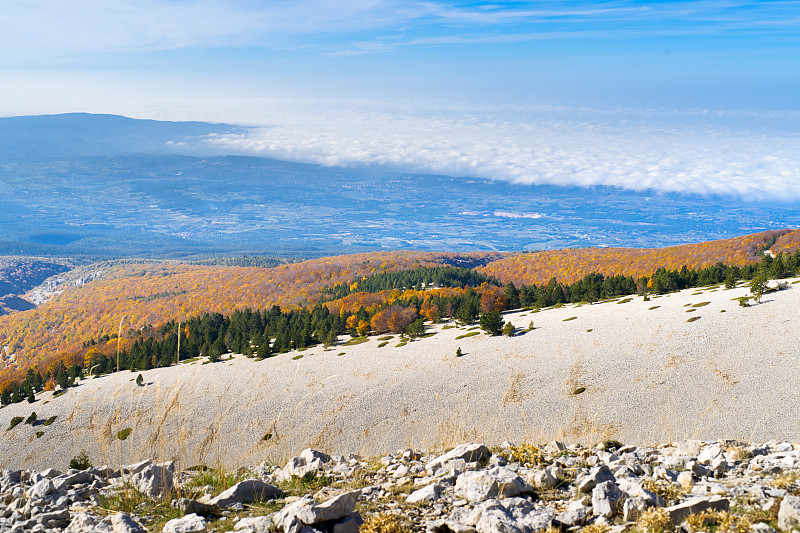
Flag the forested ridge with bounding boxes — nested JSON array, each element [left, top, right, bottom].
[[3, 244, 800, 404], [1, 229, 799, 396]]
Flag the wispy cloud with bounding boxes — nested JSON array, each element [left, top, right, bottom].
[[196, 101, 800, 201], [3, 1, 799, 62]]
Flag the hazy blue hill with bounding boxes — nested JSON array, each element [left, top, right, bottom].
[[0, 113, 239, 159]]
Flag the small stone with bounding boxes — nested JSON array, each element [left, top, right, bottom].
[[592, 480, 626, 518], [676, 440, 701, 457], [131, 463, 174, 499], [677, 471, 694, 489], [577, 465, 615, 493], [555, 507, 591, 527], [26, 479, 54, 499], [426, 444, 490, 472], [163, 513, 207, 533], [392, 465, 409, 479], [175, 498, 217, 517], [623, 497, 652, 522], [455, 467, 532, 503], [331, 512, 364, 533], [532, 469, 557, 488], [208, 480, 282, 508], [665, 496, 729, 524], [234, 516, 273, 532], [406, 484, 442, 504]]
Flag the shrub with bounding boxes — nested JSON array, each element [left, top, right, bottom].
[[136, 374, 144, 386], [25, 412, 37, 425], [70, 450, 92, 470], [36, 431, 44, 438], [502, 322, 515, 336], [750, 273, 767, 303], [43, 416, 57, 426], [456, 347, 463, 357], [479, 311, 504, 336], [405, 318, 425, 338], [117, 427, 132, 440], [7, 416, 24, 430]]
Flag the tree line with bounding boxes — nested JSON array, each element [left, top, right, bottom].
[[320, 266, 500, 299], [2, 250, 799, 405]]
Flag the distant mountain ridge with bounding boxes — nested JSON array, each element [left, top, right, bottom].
[[0, 113, 239, 159]]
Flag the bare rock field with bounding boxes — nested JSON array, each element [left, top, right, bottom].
[[0, 279, 798, 473]]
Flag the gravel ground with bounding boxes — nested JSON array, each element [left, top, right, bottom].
[[1, 279, 798, 471]]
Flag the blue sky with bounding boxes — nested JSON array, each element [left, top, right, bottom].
[[3, 0, 799, 110], [1, 1, 799, 198]]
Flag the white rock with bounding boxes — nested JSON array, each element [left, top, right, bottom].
[[273, 490, 360, 533], [665, 496, 729, 524], [532, 469, 557, 488], [464, 498, 553, 533], [749, 523, 777, 533], [592, 480, 626, 518], [778, 495, 800, 531], [234, 516, 274, 533], [455, 467, 532, 503], [677, 471, 694, 489], [577, 465, 615, 493], [392, 465, 410, 479], [26, 478, 55, 499], [65, 512, 146, 533], [623, 497, 652, 522], [208, 479, 282, 508], [163, 513, 207, 533], [697, 443, 722, 465], [617, 478, 664, 506], [406, 483, 442, 504], [676, 440, 702, 457], [427, 444, 490, 472], [331, 512, 363, 533], [131, 463, 173, 498]]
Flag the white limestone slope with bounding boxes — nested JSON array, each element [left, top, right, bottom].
[[1, 279, 798, 471]]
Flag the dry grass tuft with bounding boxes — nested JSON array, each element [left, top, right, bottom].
[[634, 508, 672, 533], [360, 512, 412, 533], [772, 471, 799, 493], [579, 524, 610, 533], [642, 480, 686, 504], [725, 446, 753, 462], [682, 510, 752, 533], [506, 443, 546, 466]]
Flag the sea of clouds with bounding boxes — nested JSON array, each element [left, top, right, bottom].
[[198, 101, 800, 202]]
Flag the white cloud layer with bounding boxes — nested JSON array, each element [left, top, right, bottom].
[[199, 102, 800, 201]]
